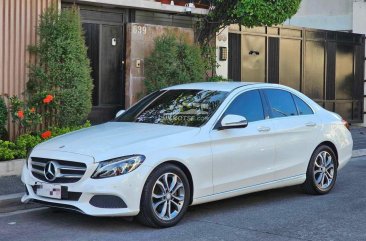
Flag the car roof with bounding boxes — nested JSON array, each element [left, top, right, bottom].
[[164, 82, 263, 92]]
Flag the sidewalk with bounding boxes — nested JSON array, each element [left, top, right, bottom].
[[350, 126, 366, 150], [0, 175, 24, 195]]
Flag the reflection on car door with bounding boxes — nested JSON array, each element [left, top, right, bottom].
[[263, 89, 321, 180], [210, 90, 276, 194]]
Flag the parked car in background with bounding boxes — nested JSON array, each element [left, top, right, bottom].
[[21, 82, 353, 228]]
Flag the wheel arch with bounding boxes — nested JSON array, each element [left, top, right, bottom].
[[316, 141, 339, 167], [152, 160, 194, 205]]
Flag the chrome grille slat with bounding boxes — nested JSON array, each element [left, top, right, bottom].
[[31, 168, 44, 175], [58, 166, 86, 172], [58, 174, 83, 178], [30, 157, 87, 183], [31, 161, 46, 167]]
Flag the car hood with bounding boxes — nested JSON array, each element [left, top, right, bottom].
[[35, 122, 200, 161]]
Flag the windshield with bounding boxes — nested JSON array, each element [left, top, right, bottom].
[[116, 89, 229, 127]]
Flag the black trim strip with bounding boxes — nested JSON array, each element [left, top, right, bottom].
[[30, 199, 85, 214]]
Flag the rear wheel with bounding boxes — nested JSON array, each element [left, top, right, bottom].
[[302, 145, 337, 194], [137, 164, 190, 228]]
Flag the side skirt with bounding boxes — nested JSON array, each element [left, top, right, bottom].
[[191, 174, 306, 205]]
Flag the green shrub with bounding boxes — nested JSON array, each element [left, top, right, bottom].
[[27, 6, 93, 128], [0, 121, 91, 161], [0, 141, 16, 161], [144, 34, 205, 93], [206, 75, 229, 82], [7, 96, 42, 134], [0, 97, 7, 139], [49, 120, 91, 137], [14, 134, 43, 158]]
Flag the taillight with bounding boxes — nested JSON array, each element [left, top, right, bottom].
[[342, 119, 350, 130]]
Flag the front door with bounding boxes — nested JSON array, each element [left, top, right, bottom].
[[210, 90, 276, 193], [81, 9, 125, 124]]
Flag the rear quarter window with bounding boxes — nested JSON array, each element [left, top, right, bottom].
[[292, 94, 314, 115]]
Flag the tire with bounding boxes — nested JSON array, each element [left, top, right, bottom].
[[137, 163, 191, 228], [302, 145, 338, 195]]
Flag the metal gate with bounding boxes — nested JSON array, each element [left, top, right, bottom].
[[228, 26, 365, 123], [80, 8, 126, 124]]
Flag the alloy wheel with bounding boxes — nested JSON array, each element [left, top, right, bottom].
[[151, 172, 185, 221], [313, 151, 335, 190]]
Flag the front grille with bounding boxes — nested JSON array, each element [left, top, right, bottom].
[[31, 157, 87, 183]]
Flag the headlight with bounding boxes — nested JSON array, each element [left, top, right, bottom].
[[91, 155, 145, 179]]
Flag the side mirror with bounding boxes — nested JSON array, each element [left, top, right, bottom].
[[115, 110, 125, 118], [219, 114, 248, 130]]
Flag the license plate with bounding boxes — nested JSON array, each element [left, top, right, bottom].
[[35, 183, 62, 199]]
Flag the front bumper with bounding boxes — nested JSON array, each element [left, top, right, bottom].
[[21, 158, 152, 217]]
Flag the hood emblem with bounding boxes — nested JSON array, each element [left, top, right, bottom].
[[59, 145, 65, 149], [44, 161, 58, 181]]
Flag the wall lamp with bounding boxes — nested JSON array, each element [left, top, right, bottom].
[[219, 47, 228, 61], [249, 50, 260, 56]]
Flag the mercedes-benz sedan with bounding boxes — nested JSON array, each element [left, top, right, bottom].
[[22, 82, 353, 228]]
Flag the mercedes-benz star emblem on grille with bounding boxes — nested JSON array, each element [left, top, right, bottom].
[[44, 161, 58, 181]]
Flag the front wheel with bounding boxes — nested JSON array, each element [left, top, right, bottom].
[[302, 145, 337, 195], [137, 164, 190, 228]]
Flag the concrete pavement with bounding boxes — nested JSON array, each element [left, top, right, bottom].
[[350, 126, 366, 150], [0, 156, 365, 241]]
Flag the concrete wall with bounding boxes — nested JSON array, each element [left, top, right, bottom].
[[124, 23, 194, 107], [284, 0, 353, 31], [353, 1, 366, 125]]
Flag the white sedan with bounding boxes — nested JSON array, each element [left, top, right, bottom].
[[21, 82, 353, 228]]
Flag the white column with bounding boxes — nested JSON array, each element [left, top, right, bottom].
[[216, 27, 229, 79], [353, 1, 366, 126]]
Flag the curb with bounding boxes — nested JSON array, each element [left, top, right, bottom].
[[0, 159, 24, 177], [352, 149, 366, 158], [0, 193, 24, 210]]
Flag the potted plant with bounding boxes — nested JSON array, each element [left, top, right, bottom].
[[194, 0, 209, 9], [174, 0, 188, 6], [156, 0, 171, 4]]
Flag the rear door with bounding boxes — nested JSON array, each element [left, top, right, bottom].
[[263, 89, 321, 179]]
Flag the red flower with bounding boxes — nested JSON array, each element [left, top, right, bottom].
[[41, 130, 52, 139], [43, 95, 54, 104], [17, 110, 24, 119], [30, 107, 36, 113]]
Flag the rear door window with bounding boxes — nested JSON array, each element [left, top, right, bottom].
[[264, 89, 298, 118]]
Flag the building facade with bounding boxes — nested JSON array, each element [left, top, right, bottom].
[[0, 0, 207, 137], [0, 0, 365, 138], [216, 0, 366, 125]]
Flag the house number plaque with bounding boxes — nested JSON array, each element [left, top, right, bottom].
[[133, 25, 147, 35]]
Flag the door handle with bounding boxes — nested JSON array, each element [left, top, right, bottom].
[[257, 126, 271, 132], [305, 122, 317, 127]]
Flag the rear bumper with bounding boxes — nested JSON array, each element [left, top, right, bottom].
[[21, 163, 152, 217], [337, 130, 353, 170]]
